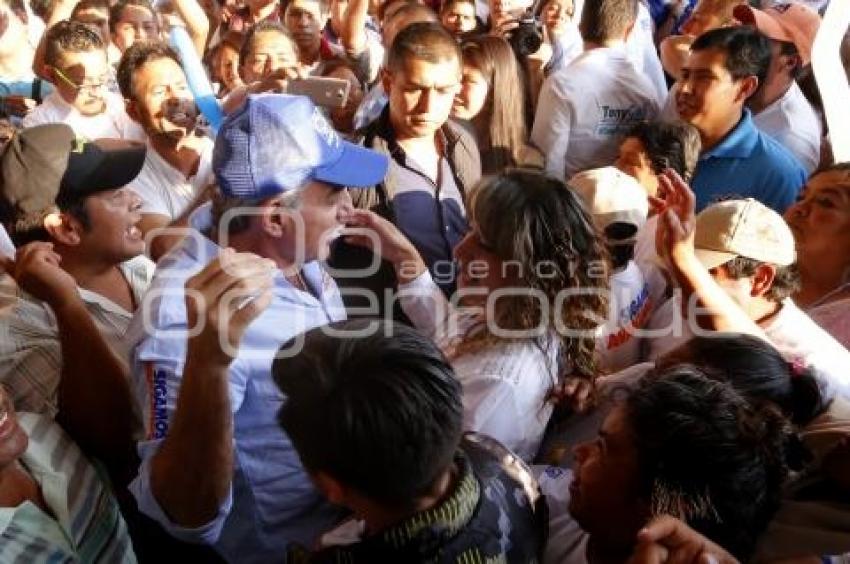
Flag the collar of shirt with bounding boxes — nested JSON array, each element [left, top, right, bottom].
[[702, 108, 759, 160], [76, 254, 154, 318]]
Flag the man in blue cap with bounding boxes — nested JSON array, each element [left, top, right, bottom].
[[126, 93, 389, 563]]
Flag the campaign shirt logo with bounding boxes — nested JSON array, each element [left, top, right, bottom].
[[146, 363, 171, 440], [596, 104, 648, 136]]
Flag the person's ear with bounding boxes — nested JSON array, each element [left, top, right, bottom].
[[622, 19, 635, 43], [43, 212, 82, 246], [380, 67, 392, 96], [260, 197, 289, 238], [125, 98, 142, 124], [312, 471, 347, 504], [750, 263, 777, 298], [737, 74, 759, 102]]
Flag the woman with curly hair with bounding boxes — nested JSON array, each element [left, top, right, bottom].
[[345, 169, 610, 460]]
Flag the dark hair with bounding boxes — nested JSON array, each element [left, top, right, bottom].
[[238, 20, 294, 68], [811, 160, 850, 180], [273, 319, 463, 509], [460, 35, 530, 173], [579, 0, 638, 45], [625, 121, 702, 181], [7, 194, 92, 247], [658, 333, 825, 425], [378, 0, 419, 24], [71, 0, 109, 18], [386, 21, 461, 73], [45, 20, 105, 67], [691, 26, 771, 87], [109, 0, 155, 33], [720, 256, 801, 302], [627, 367, 794, 559], [117, 40, 182, 100], [465, 170, 610, 379], [778, 40, 804, 80]]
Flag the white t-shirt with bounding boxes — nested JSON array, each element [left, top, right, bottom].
[[644, 296, 850, 401], [753, 82, 822, 174], [626, 3, 668, 105], [808, 297, 850, 350], [22, 91, 145, 142], [532, 46, 662, 181], [128, 136, 215, 219], [595, 260, 653, 373]]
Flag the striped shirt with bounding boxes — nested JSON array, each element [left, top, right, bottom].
[[0, 413, 136, 563], [0, 255, 154, 414]]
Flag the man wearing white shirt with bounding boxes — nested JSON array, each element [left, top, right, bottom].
[[118, 41, 215, 260], [644, 197, 850, 401], [735, 2, 823, 173], [23, 21, 144, 141], [0, 124, 151, 415], [532, 0, 662, 181]]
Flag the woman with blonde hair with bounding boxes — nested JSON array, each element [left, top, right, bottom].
[[345, 169, 609, 460], [452, 35, 543, 174]]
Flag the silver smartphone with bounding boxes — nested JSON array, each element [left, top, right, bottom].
[[286, 77, 351, 109]]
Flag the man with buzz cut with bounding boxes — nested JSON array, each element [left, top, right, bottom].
[[331, 22, 479, 317]]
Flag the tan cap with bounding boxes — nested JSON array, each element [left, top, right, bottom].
[[733, 2, 821, 66], [568, 167, 649, 237], [694, 198, 796, 270]]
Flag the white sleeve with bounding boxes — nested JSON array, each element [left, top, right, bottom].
[[130, 437, 234, 545], [532, 76, 572, 181], [397, 270, 457, 342]]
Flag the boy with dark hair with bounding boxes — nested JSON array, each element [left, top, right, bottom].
[[532, 0, 663, 181], [674, 26, 806, 212], [24, 20, 144, 140], [274, 318, 546, 562]]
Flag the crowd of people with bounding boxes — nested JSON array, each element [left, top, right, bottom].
[[0, 0, 848, 560]]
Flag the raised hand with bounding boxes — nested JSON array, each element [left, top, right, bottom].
[[184, 248, 276, 365], [628, 515, 739, 564], [1, 242, 79, 309]]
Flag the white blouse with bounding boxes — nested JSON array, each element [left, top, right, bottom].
[[399, 271, 560, 461]]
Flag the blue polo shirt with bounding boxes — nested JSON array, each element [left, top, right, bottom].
[[690, 109, 806, 213]]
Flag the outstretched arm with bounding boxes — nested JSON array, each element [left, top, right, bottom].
[[655, 170, 765, 338]]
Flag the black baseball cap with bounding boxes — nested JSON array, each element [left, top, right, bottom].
[[0, 124, 146, 232]]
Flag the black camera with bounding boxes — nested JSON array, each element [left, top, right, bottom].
[[508, 11, 544, 57]]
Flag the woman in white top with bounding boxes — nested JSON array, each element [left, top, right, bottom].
[[345, 170, 609, 460], [783, 162, 850, 347]]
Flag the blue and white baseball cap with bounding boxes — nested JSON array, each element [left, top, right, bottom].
[[214, 94, 388, 198]]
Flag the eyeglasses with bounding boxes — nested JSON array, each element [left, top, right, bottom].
[[52, 66, 110, 95]]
